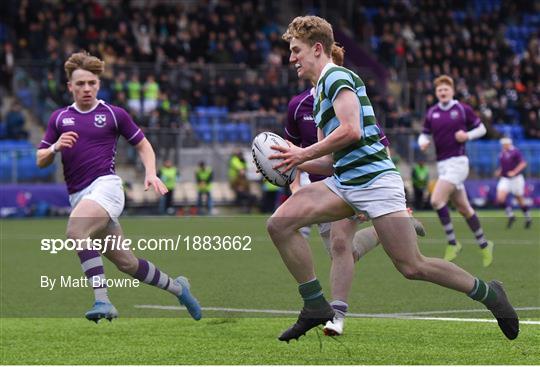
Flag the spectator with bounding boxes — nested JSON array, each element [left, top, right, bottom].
[[1, 42, 15, 93], [42, 71, 61, 105], [143, 75, 160, 116], [158, 159, 178, 214], [195, 161, 213, 215], [228, 150, 255, 212], [127, 74, 142, 117], [260, 179, 281, 213], [525, 110, 540, 139], [112, 72, 127, 101], [228, 150, 247, 191], [411, 160, 429, 210], [5, 102, 28, 140]]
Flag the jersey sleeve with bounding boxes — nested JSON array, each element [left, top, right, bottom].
[[115, 107, 145, 146], [38, 110, 61, 149], [284, 98, 302, 146], [323, 68, 355, 103], [464, 103, 481, 129]]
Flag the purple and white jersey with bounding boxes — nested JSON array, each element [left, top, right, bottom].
[[499, 147, 524, 178], [423, 100, 481, 161], [285, 88, 389, 182], [38, 100, 145, 194]]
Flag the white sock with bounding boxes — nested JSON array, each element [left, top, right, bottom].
[[94, 288, 110, 303], [330, 300, 348, 319]]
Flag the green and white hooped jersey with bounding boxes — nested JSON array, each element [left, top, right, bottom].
[[314, 63, 397, 187]]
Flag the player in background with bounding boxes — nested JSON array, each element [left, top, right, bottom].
[[495, 138, 532, 229], [37, 52, 201, 322], [285, 43, 425, 336], [418, 75, 494, 267], [270, 16, 518, 342]]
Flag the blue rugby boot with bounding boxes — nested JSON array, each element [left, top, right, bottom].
[[175, 276, 202, 321], [85, 301, 118, 323]]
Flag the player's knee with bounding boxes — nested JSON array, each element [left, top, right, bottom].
[[456, 204, 473, 217], [266, 216, 287, 242], [396, 261, 427, 280], [66, 226, 86, 240], [430, 197, 445, 210], [330, 235, 351, 257]]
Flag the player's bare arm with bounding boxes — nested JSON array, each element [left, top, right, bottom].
[[296, 155, 334, 176], [134, 138, 168, 195], [296, 128, 334, 176], [508, 160, 527, 177], [271, 89, 361, 172], [454, 130, 469, 143], [36, 131, 79, 168]]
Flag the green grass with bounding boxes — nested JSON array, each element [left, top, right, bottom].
[[1, 211, 539, 364], [2, 318, 539, 365]]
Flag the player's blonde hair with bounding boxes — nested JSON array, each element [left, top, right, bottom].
[[434, 75, 454, 89], [331, 43, 345, 66], [64, 51, 105, 80], [282, 16, 334, 56]]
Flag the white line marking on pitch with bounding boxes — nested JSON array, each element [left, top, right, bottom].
[[366, 306, 540, 316], [420, 238, 539, 245], [134, 305, 540, 325]]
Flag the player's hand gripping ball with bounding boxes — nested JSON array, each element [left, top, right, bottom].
[[252, 132, 297, 187]]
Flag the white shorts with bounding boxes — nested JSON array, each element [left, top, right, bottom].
[[69, 175, 125, 224], [497, 175, 525, 196], [437, 156, 469, 190], [324, 172, 407, 220]]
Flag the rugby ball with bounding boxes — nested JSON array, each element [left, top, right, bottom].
[[252, 132, 297, 187]]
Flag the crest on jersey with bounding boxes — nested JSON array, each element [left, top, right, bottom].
[[433, 112, 440, 119], [94, 114, 107, 128], [450, 110, 459, 119]]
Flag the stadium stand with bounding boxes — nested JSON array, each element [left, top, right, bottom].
[[0, 139, 55, 182], [0, 0, 538, 212], [348, 0, 539, 125], [335, 0, 539, 176]]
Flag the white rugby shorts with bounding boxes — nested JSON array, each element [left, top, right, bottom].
[[323, 172, 407, 220], [437, 155, 470, 190], [497, 175, 525, 196], [69, 175, 125, 224]]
